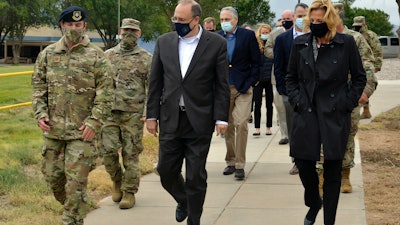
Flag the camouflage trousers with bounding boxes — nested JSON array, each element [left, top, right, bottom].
[[41, 137, 97, 225], [99, 111, 144, 194], [317, 104, 362, 169]]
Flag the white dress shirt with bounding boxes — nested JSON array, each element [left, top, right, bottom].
[[177, 26, 227, 126], [178, 26, 203, 106], [293, 28, 304, 39]]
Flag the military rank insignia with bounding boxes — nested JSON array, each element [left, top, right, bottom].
[[72, 11, 82, 21]]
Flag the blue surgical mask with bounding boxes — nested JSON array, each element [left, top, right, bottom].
[[221, 21, 233, 32], [174, 22, 192, 37], [295, 18, 304, 30], [261, 34, 269, 41]]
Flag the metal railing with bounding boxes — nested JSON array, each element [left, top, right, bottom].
[[0, 71, 33, 110]]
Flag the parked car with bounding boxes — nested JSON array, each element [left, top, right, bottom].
[[379, 36, 399, 58]]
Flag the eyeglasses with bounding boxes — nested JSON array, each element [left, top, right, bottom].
[[171, 16, 195, 23]]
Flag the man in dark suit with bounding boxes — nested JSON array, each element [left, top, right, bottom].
[[217, 6, 260, 180], [273, 3, 308, 175], [146, 1, 230, 224]]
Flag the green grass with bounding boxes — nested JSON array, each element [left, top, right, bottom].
[[0, 65, 33, 106], [0, 65, 159, 225], [0, 65, 33, 74], [0, 109, 41, 167], [0, 65, 66, 224], [0, 107, 56, 225]]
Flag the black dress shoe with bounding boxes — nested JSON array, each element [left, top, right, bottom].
[[234, 169, 245, 180], [304, 217, 315, 225], [223, 166, 236, 175], [279, 138, 289, 145], [175, 203, 187, 222]]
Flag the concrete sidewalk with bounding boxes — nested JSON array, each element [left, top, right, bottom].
[[84, 80, 400, 225]]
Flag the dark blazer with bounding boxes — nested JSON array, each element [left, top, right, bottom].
[[146, 30, 230, 135], [217, 27, 260, 93], [286, 33, 366, 161], [273, 28, 294, 95]]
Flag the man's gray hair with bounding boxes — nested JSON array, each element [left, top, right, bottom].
[[221, 6, 238, 19]]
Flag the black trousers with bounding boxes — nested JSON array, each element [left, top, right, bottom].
[[295, 158, 342, 225], [253, 80, 274, 128], [157, 110, 212, 225]]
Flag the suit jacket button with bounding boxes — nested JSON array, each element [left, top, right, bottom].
[[229, 64, 232, 68], [308, 107, 312, 112]]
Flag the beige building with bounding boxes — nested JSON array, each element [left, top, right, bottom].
[[1, 26, 105, 64]]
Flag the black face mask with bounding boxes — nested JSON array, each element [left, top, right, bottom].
[[310, 22, 329, 38], [282, 20, 293, 30], [174, 22, 192, 37], [353, 26, 362, 32]]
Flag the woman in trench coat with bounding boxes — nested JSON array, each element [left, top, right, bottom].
[[285, 0, 366, 224]]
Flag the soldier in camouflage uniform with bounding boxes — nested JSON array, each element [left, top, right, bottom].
[[99, 18, 152, 209], [353, 15, 383, 119], [32, 6, 114, 225], [317, 3, 378, 195]]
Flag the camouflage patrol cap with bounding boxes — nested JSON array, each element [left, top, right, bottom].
[[58, 6, 86, 23], [352, 16, 365, 26], [333, 2, 344, 18], [120, 18, 141, 31]]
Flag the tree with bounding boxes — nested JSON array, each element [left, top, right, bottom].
[[236, 0, 275, 26], [5, 0, 58, 64], [148, 0, 275, 34], [55, 0, 274, 49], [125, 0, 172, 41], [0, 1, 11, 45], [64, 0, 172, 48], [342, 3, 394, 36]]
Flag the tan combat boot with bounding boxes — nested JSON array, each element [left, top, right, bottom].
[[317, 169, 324, 197], [119, 192, 135, 209], [112, 180, 123, 202], [360, 106, 372, 119], [341, 168, 353, 193]]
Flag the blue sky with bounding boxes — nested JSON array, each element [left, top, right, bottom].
[[269, 0, 399, 25]]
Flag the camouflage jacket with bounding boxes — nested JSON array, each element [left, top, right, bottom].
[[344, 27, 378, 97], [104, 44, 152, 115], [360, 27, 383, 71], [32, 35, 114, 140], [343, 27, 378, 97]]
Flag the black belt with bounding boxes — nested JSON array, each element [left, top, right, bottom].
[[179, 105, 186, 111]]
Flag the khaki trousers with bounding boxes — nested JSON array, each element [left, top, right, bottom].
[[225, 86, 252, 169], [273, 85, 288, 139]]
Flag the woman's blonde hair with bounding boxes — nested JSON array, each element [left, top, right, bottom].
[[303, 0, 341, 41], [255, 24, 272, 53]]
